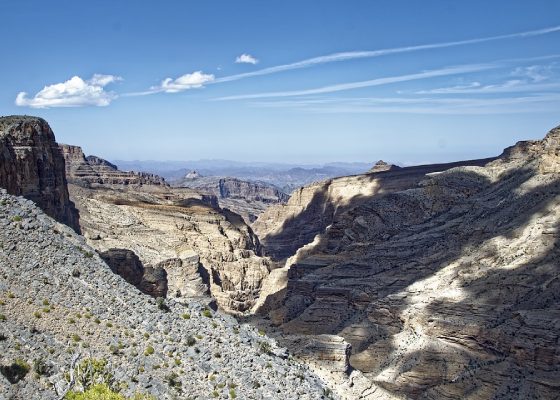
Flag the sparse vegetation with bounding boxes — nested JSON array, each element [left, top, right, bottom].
[[156, 297, 170, 312], [144, 346, 155, 356]]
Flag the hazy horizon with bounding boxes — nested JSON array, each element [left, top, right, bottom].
[[1, 0, 559, 164]]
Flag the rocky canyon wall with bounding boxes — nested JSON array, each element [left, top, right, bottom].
[[0, 116, 80, 231]]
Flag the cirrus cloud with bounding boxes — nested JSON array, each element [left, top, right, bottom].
[[235, 53, 259, 64], [15, 74, 122, 108]]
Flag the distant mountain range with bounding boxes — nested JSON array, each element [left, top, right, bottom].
[[113, 159, 375, 192]]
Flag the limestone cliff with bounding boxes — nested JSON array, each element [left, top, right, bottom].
[[69, 183, 271, 313], [254, 126, 560, 399], [174, 175, 289, 223], [253, 157, 494, 261], [0, 116, 79, 232], [60, 144, 167, 187]]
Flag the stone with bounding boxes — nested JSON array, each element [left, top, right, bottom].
[[0, 116, 80, 232]]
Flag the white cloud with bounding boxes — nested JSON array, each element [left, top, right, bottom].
[[15, 74, 122, 108], [235, 53, 259, 64], [133, 71, 215, 95], [215, 63, 497, 100], [213, 25, 560, 84]]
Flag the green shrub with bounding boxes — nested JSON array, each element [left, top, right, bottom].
[[33, 357, 51, 376], [258, 341, 272, 355], [202, 309, 213, 318], [42, 299, 50, 306], [164, 372, 182, 390], [144, 346, 154, 356], [156, 297, 170, 312], [65, 384, 124, 400], [33, 311, 41, 318], [229, 389, 237, 399], [181, 313, 190, 320], [0, 314, 6, 321], [11, 216, 22, 222], [186, 336, 196, 346]]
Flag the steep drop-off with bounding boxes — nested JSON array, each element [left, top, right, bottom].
[[253, 127, 560, 399], [68, 183, 272, 313], [174, 175, 289, 223], [0, 116, 80, 231]]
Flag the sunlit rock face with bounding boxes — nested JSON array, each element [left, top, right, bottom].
[[68, 183, 272, 313], [254, 126, 560, 399], [0, 116, 80, 232]]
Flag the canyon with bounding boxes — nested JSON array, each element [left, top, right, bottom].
[[1, 115, 559, 399]]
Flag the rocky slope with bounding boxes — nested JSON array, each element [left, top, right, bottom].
[[174, 175, 289, 223], [253, 127, 560, 399], [0, 116, 80, 232], [61, 144, 167, 187], [0, 189, 332, 399]]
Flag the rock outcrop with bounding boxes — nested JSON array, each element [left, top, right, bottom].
[[369, 160, 400, 173], [174, 176, 290, 223], [68, 183, 271, 314], [99, 248, 168, 298], [0, 189, 332, 399], [60, 144, 167, 187], [253, 126, 560, 399], [0, 116, 80, 232], [253, 157, 494, 261]]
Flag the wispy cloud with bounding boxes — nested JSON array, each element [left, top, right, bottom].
[[235, 53, 259, 64], [215, 63, 498, 100], [511, 63, 557, 82], [416, 61, 560, 94], [252, 94, 560, 115], [213, 25, 560, 84], [15, 74, 122, 108], [126, 71, 215, 96], [416, 80, 560, 94]]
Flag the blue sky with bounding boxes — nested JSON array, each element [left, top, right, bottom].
[[1, 0, 559, 164]]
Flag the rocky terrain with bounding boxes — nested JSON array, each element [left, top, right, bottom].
[[173, 173, 289, 223], [67, 183, 272, 314], [253, 156, 494, 261], [0, 189, 332, 399], [252, 127, 560, 399], [2, 114, 559, 399], [0, 117, 80, 232], [61, 144, 167, 187]]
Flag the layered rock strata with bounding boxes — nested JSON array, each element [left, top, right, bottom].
[[69, 183, 271, 313], [253, 157, 494, 261], [254, 126, 560, 399], [174, 175, 290, 223], [60, 144, 167, 187], [0, 116, 80, 232]]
